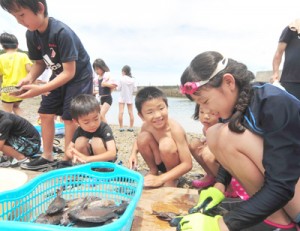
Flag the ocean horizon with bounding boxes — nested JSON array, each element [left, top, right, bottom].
[[106, 91, 203, 134]]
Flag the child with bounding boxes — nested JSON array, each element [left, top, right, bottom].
[[128, 86, 193, 188], [0, 0, 94, 171], [93, 58, 117, 123], [117, 65, 136, 132], [0, 110, 41, 167], [62, 94, 117, 165], [177, 51, 300, 231], [189, 104, 219, 189], [0, 32, 32, 116], [189, 104, 249, 200]]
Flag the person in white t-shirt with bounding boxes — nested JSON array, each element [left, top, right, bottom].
[[117, 65, 137, 132]]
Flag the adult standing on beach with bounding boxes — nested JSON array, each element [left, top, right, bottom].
[[0, 0, 94, 171], [0, 32, 32, 116], [178, 51, 300, 230], [93, 58, 116, 123], [272, 18, 300, 100], [117, 65, 136, 132]]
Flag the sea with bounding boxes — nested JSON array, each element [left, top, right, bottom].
[[106, 91, 203, 134]]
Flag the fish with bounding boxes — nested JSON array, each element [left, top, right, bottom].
[[46, 187, 66, 215], [66, 196, 100, 209], [68, 200, 128, 224], [60, 196, 100, 226], [87, 199, 115, 208], [152, 210, 181, 221], [35, 212, 63, 225]]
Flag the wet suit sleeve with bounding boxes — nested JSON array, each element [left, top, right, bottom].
[[216, 165, 232, 190], [224, 90, 300, 230]]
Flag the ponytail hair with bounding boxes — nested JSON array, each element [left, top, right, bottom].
[[122, 65, 132, 77]]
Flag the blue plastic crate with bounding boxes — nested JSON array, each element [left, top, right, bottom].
[[34, 122, 65, 136], [0, 162, 144, 230]]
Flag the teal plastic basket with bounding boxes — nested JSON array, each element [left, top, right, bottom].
[[0, 162, 144, 230]]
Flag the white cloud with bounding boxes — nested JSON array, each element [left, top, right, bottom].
[[1, 0, 299, 85]]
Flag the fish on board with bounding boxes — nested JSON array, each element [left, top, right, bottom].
[[151, 210, 181, 221]]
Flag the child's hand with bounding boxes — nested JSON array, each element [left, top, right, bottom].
[[177, 213, 222, 231], [14, 84, 43, 98], [17, 76, 32, 87], [128, 154, 138, 170], [189, 187, 225, 214], [72, 155, 86, 164], [71, 148, 87, 164], [144, 174, 164, 187]]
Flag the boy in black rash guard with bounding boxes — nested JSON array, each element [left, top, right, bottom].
[[177, 51, 300, 231], [62, 94, 117, 166], [0, 0, 94, 171], [0, 110, 41, 167]]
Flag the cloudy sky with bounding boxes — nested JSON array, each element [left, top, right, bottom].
[[0, 0, 299, 86]]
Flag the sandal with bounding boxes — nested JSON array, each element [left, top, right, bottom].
[[229, 178, 250, 200], [192, 176, 215, 189]]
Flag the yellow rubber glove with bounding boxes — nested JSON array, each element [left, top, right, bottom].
[[189, 187, 225, 214], [177, 213, 221, 231]]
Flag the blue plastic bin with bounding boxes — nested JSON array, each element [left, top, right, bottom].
[[34, 122, 65, 136], [0, 162, 144, 230]]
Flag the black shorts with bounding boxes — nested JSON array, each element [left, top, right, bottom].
[[1, 100, 22, 103], [38, 78, 93, 120], [100, 95, 113, 106], [157, 162, 167, 173]]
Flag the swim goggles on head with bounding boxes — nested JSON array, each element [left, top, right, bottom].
[[180, 57, 228, 95]]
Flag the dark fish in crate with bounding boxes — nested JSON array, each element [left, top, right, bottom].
[[72, 220, 105, 228], [68, 200, 129, 224], [35, 212, 63, 225], [73, 218, 118, 228], [46, 187, 66, 215], [61, 197, 100, 226], [66, 196, 100, 209]]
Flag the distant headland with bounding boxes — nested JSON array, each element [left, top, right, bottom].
[[136, 85, 183, 98], [137, 70, 275, 98]]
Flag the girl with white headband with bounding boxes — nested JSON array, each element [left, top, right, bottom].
[[177, 51, 300, 231]]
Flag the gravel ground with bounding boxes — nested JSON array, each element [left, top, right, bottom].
[[8, 96, 205, 188]]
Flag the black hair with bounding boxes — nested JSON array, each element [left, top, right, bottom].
[[92, 58, 110, 72], [135, 86, 168, 114], [122, 65, 132, 77], [0, 32, 18, 49], [0, 0, 48, 17], [192, 104, 200, 121], [180, 51, 255, 133], [70, 94, 100, 120]]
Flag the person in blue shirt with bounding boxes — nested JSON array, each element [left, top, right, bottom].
[[0, 0, 94, 171], [178, 51, 300, 231]]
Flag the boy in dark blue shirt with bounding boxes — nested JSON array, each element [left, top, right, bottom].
[[0, 0, 93, 170]]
